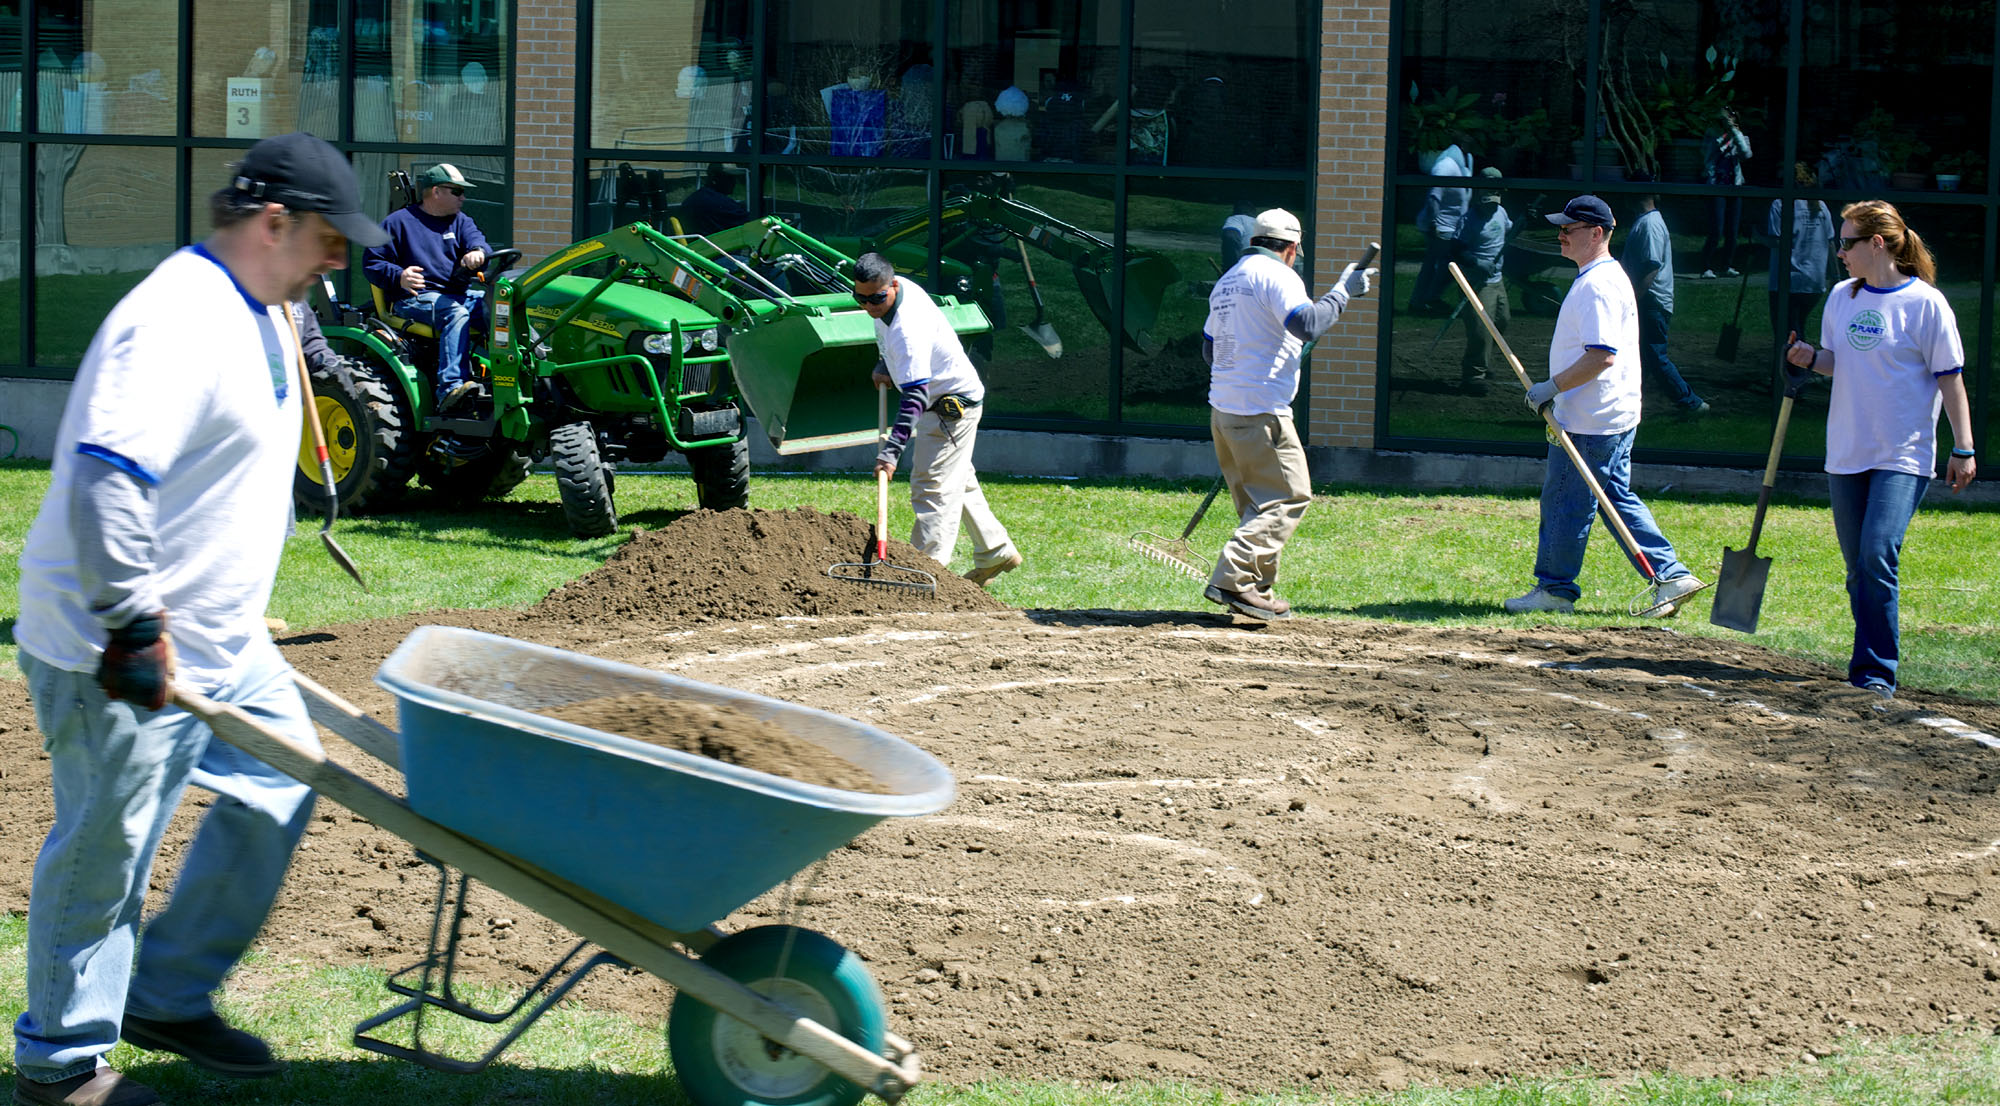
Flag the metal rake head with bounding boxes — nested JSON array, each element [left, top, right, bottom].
[[827, 559, 938, 594], [1126, 532, 1207, 581]]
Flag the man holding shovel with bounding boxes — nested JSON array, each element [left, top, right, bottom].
[[1504, 195, 1704, 616], [1201, 209, 1374, 619], [854, 252, 1023, 587], [12, 133, 385, 1106]]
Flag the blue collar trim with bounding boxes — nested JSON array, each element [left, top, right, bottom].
[[189, 243, 271, 316], [1861, 276, 1918, 294]]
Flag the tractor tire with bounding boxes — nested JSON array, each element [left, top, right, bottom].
[[687, 436, 750, 511], [292, 356, 418, 518], [419, 433, 532, 506], [551, 421, 619, 537]]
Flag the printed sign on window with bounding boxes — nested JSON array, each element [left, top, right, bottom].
[[226, 78, 266, 138]]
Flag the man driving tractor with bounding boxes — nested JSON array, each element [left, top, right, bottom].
[[363, 163, 493, 413]]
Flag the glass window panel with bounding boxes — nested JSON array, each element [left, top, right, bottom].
[[592, 0, 751, 153], [1121, 176, 1309, 429], [938, 170, 1113, 423], [582, 160, 751, 237], [1128, 0, 1313, 170], [1803, 1, 1993, 195], [193, 0, 342, 140], [188, 146, 247, 238], [0, 143, 18, 367], [1400, 0, 1583, 181], [354, 0, 509, 145], [35, 144, 174, 368], [945, 0, 1112, 164], [31, 0, 179, 136], [1589, 0, 1784, 187], [763, 0, 931, 156]]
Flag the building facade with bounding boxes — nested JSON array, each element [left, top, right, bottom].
[[1, 1, 1990, 474]]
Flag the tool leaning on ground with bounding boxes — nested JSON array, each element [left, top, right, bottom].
[[1127, 474, 1226, 580], [1710, 334, 1809, 633], [826, 383, 937, 594], [284, 308, 369, 591], [1446, 261, 1707, 617], [1015, 240, 1063, 357]]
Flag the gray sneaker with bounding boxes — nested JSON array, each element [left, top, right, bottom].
[[13, 1070, 160, 1106], [1641, 574, 1706, 619], [1503, 586, 1575, 613]]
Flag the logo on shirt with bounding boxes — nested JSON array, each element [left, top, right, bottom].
[[1846, 309, 1887, 351]]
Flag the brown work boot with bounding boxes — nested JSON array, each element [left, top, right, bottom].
[[13, 1069, 160, 1106], [1203, 584, 1291, 621], [122, 1012, 282, 1078], [1258, 588, 1292, 616], [964, 551, 1022, 588]]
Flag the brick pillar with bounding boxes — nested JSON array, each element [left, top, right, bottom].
[[512, 1, 577, 263], [1307, 1, 1391, 449]]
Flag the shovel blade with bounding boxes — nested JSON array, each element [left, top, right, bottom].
[[1715, 324, 1741, 362], [1019, 322, 1063, 359], [1708, 544, 1771, 633]]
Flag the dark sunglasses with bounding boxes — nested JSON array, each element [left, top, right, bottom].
[[852, 289, 891, 305], [443, 186, 465, 197], [1838, 235, 1869, 251]]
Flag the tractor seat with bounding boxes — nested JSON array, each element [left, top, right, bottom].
[[371, 283, 436, 340]]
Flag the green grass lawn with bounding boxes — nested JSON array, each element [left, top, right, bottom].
[[3, 458, 1999, 1104]]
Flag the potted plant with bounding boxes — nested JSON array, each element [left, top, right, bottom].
[[1849, 107, 1932, 191], [1934, 150, 1983, 192], [1403, 83, 1489, 171]]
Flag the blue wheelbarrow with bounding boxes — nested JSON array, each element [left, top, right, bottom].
[[171, 625, 955, 1106]]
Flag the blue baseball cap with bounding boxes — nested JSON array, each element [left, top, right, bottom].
[[1545, 194, 1615, 229]]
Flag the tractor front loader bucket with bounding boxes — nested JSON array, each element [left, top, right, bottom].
[[1074, 252, 1179, 356], [729, 300, 993, 455]]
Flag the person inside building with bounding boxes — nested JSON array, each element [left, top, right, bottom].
[[1201, 208, 1374, 620], [1620, 192, 1708, 413], [852, 251, 1024, 588], [363, 162, 492, 413], [1451, 166, 1512, 396], [674, 163, 753, 237], [12, 131, 384, 1106], [1505, 194, 1704, 617]]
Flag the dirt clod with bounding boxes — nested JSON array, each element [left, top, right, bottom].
[[534, 692, 887, 794]]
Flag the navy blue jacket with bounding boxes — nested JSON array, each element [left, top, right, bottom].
[[363, 205, 491, 298]]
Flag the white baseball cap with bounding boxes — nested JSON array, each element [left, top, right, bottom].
[[1250, 208, 1302, 244]]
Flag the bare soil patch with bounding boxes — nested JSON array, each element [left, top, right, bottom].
[[5, 508, 2000, 1094]]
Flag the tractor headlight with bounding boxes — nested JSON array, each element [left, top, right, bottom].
[[697, 327, 720, 352], [641, 332, 675, 355]]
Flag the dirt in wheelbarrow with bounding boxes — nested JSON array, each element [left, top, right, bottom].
[[6, 603, 2000, 1095], [534, 692, 891, 794]]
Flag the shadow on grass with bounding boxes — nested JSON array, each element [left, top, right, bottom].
[[124, 1056, 692, 1106], [1322, 599, 1500, 620]]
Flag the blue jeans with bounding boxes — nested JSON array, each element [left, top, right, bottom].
[[1828, 470, 1929, 690], [1532, 429, 1692, 600], [393, 287, 487, 390], [14, 642, 317, 1083], [1637, 299, 1702, 409]]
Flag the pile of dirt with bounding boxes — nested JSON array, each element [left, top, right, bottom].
[[529, 507, 1007, 626], [534, 692, 889, 793]]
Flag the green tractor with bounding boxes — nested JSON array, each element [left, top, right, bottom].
[[296, 211, 990, 537]]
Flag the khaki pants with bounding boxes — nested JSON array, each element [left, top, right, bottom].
[[908, 404, 1016, 572], [1209, 408, 1312, 594]]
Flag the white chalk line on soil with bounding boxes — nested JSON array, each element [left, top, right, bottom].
[[916, 813, 1267, 905]]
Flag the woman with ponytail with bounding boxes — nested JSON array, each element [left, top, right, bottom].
[[1782, 200, 1977, 698]]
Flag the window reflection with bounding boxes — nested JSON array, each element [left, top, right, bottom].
[[1, 143, 17, 368], [193, 0, 342, 139], [940, 171, 1114, 423], [764, 0, 931, 156], [1399, 0, 1584, 180], [1802, 1, 1992, 194], [14, 0, 179, 136], [945, 0, 1110, 163], [582, 161, 752, 238], [353, 0, 508, 145], [36, 144, 174, 368], [1128, 0, 1313, 169], [592, 0, 751, 153], [1123, 178, 1306, 428]]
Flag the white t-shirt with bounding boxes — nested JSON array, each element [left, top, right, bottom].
[[1548, 256, 1643, 436], [1205, 250, 1311, 417], [16, 247, 303, 690], [874, 275, 984, 402], [1820, 276, 1964, 477]]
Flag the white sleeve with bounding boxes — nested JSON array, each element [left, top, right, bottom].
[[1926, 294, 1966, 372], [71, 320, 209, 483]]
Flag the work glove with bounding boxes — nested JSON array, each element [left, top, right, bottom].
[[97, 611, 174, 711], [1338, 263, 1376, 299], [1781, 330, 1815, 397], [1524, 379, 1559, 414]]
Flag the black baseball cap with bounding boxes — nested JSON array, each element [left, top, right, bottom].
[[230, 132, 388, 247], [1544, 194, 1615, 229]]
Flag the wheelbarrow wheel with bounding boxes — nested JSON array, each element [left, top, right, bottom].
[[668, 925, 885, 1106]]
